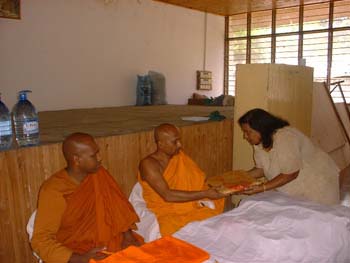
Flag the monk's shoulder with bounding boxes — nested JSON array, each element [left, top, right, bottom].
[[40, 169, 76, 197], [140, 154, 158, 167], [140, 154, 163, 174]]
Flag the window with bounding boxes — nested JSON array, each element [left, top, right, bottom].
[[251, 37, 271, 63], [227, 39, 246, 95], [275, 35, 299, 65], [225, 0, 350, 103], [303, 32, 328, 82], [251, 10, 272, 36]]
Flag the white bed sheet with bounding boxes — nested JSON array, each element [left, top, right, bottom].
[[174, 191, 350, 263], [129, 184, 350, 263]]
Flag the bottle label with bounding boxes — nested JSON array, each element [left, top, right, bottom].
[[23, 120, 39, 134], [0, 120, 12, 136]]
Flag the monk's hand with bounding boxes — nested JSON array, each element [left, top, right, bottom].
[[121, 229, 141, 249], [68, 247, 108, 263], [205, 188, 228, 199]]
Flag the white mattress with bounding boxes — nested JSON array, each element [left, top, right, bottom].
[[174, 191, 350, 263]]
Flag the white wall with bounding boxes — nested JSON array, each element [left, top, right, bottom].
[[0, 0, 224, 111]]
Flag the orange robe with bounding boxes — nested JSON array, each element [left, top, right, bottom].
[[89, 236, 209, 263], [138, 151, 224, 236], [32, 167, 142, 263]]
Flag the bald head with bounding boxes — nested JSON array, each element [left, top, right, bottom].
[[62, 132, 95, 162], [154, 123, 179, 142], [62, 132, 101, 178], [154, 123, 182, 156]]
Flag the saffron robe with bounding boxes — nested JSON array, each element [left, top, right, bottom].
[[32, 167, 142, 263], [89, 236, 209, 263], [138, 151, 224, 236]]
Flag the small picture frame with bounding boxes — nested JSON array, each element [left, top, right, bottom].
[[197, 70, 212, 90], [0, 0, 20, 20]]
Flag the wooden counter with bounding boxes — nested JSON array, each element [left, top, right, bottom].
[[38, 105, 234, 144], [0, 105, 234, 263]]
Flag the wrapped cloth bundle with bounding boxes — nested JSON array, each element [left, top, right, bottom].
[[207, 170, 263, 194]]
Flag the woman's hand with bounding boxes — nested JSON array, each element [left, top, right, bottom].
[[241, 184, 264, 195], [241, 171, 299, 196]]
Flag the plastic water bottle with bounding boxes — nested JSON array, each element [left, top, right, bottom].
[[12, 90, 40, 147], [0, 93, 13, 150], [136, 75, 152, 106]]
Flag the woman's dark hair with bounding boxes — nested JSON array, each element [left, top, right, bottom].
[[238, 108, 289, 149]]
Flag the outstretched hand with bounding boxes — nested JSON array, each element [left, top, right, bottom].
[[69, 247, 108, 263], [240, 184, 264, 195], [205, 188, 229, 199]]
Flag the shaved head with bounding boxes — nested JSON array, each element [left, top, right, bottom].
[[154, 123, 182, 156], [154, 123, 179, 142], [62, 132, 95, 162], [62, 132, 101, 179]]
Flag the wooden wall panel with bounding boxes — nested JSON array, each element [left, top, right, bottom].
[[0, 120, 233, 263], [311, 82, 346, 153]]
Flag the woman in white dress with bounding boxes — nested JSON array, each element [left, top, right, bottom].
[[239, 108, 340, 205]]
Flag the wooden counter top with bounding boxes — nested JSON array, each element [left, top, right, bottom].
[[37, 105, 233, 145]]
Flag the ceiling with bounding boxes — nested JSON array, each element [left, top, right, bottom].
[[153, 0, 331, 16]]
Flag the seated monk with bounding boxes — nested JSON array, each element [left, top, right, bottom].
[[31, 133, 143, 263], [138, 123, 227, 236]]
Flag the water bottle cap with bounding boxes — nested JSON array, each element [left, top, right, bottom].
[[18, 90, 32, 101]]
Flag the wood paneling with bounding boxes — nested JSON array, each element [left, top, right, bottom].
[[154, 0, 331, 16], [233, 64, 313, 170], [0, 120, 233, 263], [311, 82, 346, 153]]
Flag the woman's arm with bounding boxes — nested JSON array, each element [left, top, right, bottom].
[[247, 167, 265, 179], [242, 170, 299, 195]]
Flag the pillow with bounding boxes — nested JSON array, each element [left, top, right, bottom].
[[148, 71, 167, 105]]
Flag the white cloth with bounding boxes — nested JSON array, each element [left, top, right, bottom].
[[253, 127, 340, 205], [174, 191, 350, 263], [128, 182, 216, 242], [128, 183, 161, 242], [26, 211, 43, 263]]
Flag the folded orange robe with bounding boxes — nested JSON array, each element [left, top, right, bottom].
[[56, 167, 143, 254], [89, 236, 209, 263], [138, 150, 224, 236]]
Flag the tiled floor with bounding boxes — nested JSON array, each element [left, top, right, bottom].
[[340, 165, 350, 207]]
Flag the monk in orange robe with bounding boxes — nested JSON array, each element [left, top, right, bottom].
[[138, 123, 227, 236], [31, 133, 143, 263]]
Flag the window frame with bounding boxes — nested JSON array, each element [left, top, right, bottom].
[[224, 0, 350, 99]]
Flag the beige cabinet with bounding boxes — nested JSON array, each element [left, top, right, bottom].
[[233, 64, 314, 170]]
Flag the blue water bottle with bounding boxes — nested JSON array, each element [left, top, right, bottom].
[[12, 90, 40, 147], [0, 93, 13, 150], [136, 75, 152, 106]]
